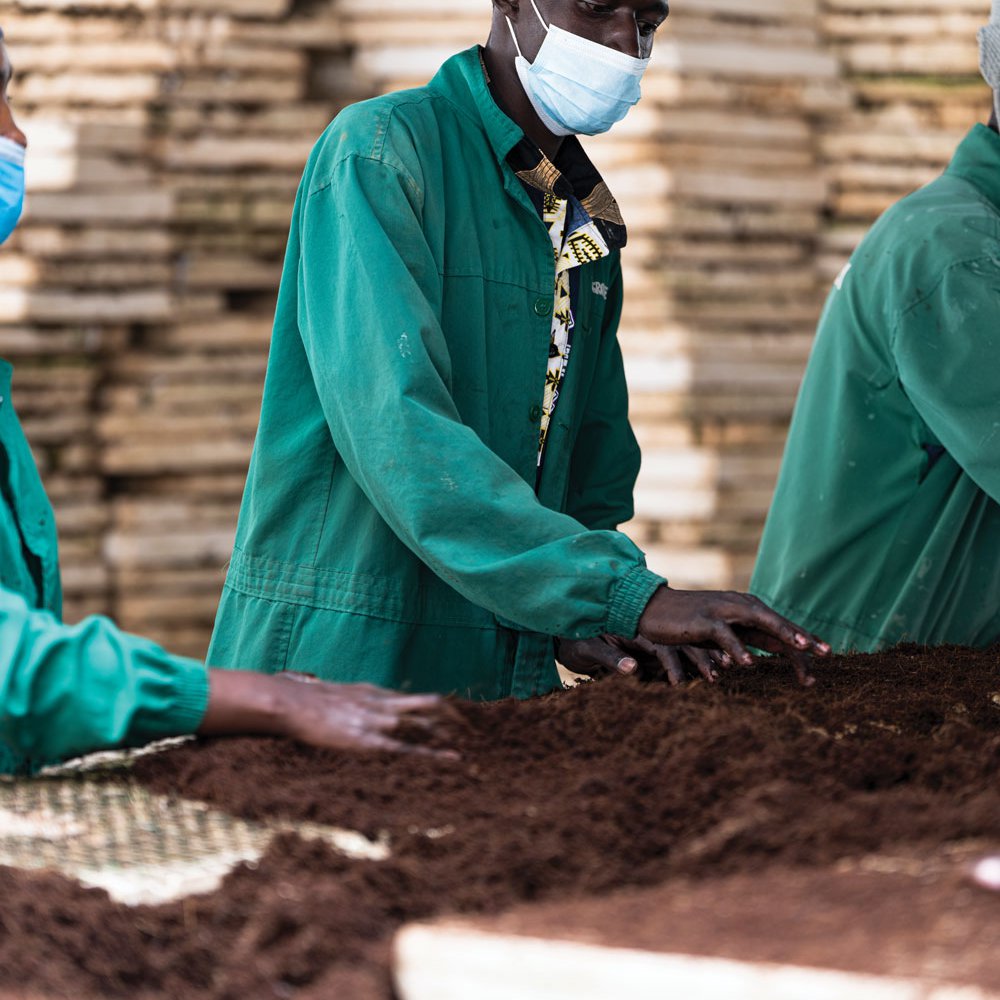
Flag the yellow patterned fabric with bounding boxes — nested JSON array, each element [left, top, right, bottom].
[[488, 38, 626, 476], [537, 189, 611, 466]]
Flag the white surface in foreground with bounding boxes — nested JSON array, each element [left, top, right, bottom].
[[74, 851, 264, 906], [393, 925, 998, 1000], [972, 856, 1000, 892]]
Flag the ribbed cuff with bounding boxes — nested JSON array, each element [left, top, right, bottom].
[[606, 564, 667, 638], [166, 658, 212, 735]]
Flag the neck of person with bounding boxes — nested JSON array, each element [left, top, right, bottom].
[[482, 40, 565, 161]]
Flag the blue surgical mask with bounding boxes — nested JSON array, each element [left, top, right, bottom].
[[506, 0, 649, 137], [0, 135, 26, 245]]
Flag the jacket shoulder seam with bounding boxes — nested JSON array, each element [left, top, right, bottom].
[[890, 253, 999, 351], [306, 151, 421, 205]]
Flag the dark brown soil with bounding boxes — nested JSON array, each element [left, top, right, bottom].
[[0, 645, 998, 999]]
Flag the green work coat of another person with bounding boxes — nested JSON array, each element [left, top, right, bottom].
[[0, 359, 209, 774], [207, 47, 667, 699], [752, 124, 1000, 652]]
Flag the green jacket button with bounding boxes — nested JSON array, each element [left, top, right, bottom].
[[533, 297, 551, 317], [529, 404, 541, 422]]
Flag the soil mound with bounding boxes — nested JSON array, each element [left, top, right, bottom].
[[134, 644, 1000, 876], [0, 646, 998, 999]]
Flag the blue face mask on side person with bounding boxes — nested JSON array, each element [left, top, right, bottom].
[[506, 0, 650, 137], [0, 135, 25, 244]]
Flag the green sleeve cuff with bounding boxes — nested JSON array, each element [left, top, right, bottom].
[[606, 564, 667, 638], [149, 657, 211, 738]]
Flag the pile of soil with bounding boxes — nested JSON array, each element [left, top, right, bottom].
[[1, 645, 998, 999]]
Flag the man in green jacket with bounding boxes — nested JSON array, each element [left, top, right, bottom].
[[0, 30, 450, 774], [209, 0, 829, 698], [751, 9, 1000, 652]]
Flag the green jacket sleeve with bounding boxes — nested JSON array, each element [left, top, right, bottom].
[[564, 265, 644, 533], [894, 258, 1000, 502], [0, 587, 210, 775], [297, 153, 663, 640]]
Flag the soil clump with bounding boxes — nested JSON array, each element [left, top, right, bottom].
[[0, 645, 998, 999]]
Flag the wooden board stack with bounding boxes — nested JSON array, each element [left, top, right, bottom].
[[94, 3, 344, 656], [0, 0, 352, 653], [0, 0, 992, 657], [599, 0, 845, 587], [820, 0, 987, 283], [0, 7, 173, 625]]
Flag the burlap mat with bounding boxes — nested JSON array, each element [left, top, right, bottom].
[[0, 742, 388, 906]]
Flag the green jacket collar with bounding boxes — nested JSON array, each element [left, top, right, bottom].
[[947, 124, 1000, 212], [427, 47, 626, 249], [428, 46, 525, 167]]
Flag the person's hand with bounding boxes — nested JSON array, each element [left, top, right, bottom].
[[199, 670, 458, 758], [556, 635, 730, 685], [555, 636, 640, 678], [606, 634, 732, 685], [637, 587, 830, 686]]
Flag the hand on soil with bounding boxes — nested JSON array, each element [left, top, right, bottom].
[[637, 587, 829, 684], [558, 635, 729, 686], [555, 636, 640, 678], [280, 680, 462, 759], [201, 670, 460, 758]]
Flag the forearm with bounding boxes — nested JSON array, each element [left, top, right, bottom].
[[198, 670, 290, 738], [332, 393, 663, 636]]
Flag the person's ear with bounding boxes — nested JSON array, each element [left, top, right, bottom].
[[493, 0, 520, 19]]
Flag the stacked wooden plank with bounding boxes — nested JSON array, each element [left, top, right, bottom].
[[625, 0, 986, 590], [595, 0, 843, 587], [0, 0, 352, 653], [96, 2, 351, 657], [3, 0, 992, 658], [819, 0, 988, 283], [0, 8, 173, 624]]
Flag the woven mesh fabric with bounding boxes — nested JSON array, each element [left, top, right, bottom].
[[978, 3, 1000, 122], [0, 747, 388, 905]]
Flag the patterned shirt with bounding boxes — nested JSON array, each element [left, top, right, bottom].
[[507, 137, 628, 475]]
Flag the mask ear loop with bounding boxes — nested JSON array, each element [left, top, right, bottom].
[[505, 15, 525, 58], [506, 0, 549, 58], [528, 0, 549, 31]]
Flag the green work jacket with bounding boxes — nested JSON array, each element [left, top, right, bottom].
[[752, 125, 1000, 652], [208, 47, 664, 699], [0, 359, 208, 774]]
